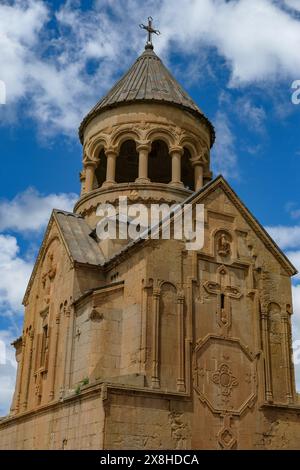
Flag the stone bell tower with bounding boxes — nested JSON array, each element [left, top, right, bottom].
[[75, 20, 215, 229]]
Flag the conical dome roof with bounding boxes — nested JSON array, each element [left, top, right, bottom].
[[79, 46, 215, 144]]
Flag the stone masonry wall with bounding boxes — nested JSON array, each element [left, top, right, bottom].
[[0, 392, 105, 450]]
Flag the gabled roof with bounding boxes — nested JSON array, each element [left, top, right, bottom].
[[23, 210, 105, 305], [79, 46, 215, 144], [54, 210, 105, 265], [104, 176, 297, 277]]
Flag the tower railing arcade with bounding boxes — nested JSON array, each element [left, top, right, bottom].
[[81, 133, 211, 194]]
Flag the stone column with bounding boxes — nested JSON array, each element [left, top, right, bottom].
[[103, 148, 117, 187], [49, 312, 60, 401], [79, 170, 86, 196], [192, 161, 204, 191], [61, 305, 71, 397], [11, 338, 23, 414], [282, 308, 294, 403], [16, 335, 26, 413], [151, 288, 160, 389], [136, 141, 151, 183], [177, 293, 185, 392], [22, 328, 34, 411], [261, 308, 273, 402], [84, 161, 97, 193], [170, 146, 184, 187]]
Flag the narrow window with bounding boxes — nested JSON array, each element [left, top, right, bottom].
[[221, 293, 225, 310]]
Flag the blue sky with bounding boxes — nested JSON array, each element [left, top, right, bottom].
[[1, 0, 300, 415]]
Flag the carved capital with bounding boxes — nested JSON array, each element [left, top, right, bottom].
[[281, 311, 289, 323], [169, 145, 184, 157], [153, 287, 161, 298], [136, 140, 151, 153], [191, 159, 204, 168], [65, 307, 71, 318], [83, 158, 97, 169], [105, 146, 118, 158], [260, 309, 268, 320]]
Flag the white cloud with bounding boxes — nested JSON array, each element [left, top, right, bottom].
[[0, 235, 33, 312], [0, 0, 48, 101], [286, 250, 300, 279], [212, 111, 238, 178], [0, 330, 17, 416], [235, 98, 267, 134], [1, 1, 300, 134], [0, 188, 77, 232], [285, 0, 300, 12], [0, 186, 77, 311], [158, 0, 300, 84], [265, 225, 300, 250]]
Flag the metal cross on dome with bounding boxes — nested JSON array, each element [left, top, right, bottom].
[[139, 17, 160, 48]]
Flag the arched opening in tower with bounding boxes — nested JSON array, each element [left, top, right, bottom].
[[181, 148, 194, 191], [115, 140, 139, 183], [95, 148, 107, 188], [148, 140, 171, 184]]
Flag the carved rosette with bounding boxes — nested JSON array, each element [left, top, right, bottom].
[[212, 363, 238, 401]]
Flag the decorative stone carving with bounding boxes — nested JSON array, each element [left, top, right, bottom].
[[89, 308, 104, 322], [218, 415, 237, 449], [41, 251, 57, 306], [203, 268, 242, 333], [193, 335, 257, 415], [217, 232, 231, 257], [212, 363, 239, 401]]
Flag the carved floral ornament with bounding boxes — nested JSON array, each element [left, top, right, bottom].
[[84, 121, 210, 162], [212, 363, 239, 398]]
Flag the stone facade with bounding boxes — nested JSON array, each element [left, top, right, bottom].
[[0, 44, 299, 450]]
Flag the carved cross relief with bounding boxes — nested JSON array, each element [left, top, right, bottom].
[[203, 265, 242, 333]]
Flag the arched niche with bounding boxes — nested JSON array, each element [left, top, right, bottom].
[[148, 140, 171, 184], [115, 139, 139, 183], [181, 147, 194, 191], [95, 148, 107, 188], [159, 282, 178, 390], [214, 230, 232, 259]]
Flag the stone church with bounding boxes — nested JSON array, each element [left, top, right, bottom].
[[0, 22, 300, 450]]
